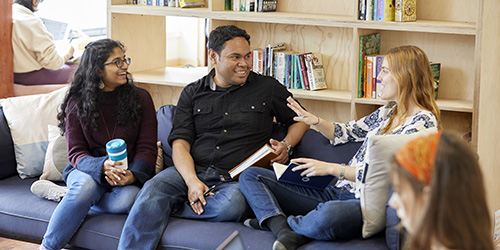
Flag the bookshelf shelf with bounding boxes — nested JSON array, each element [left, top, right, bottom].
[[356, 20, 476, 35], [109, 5, 210, 18], [354, 98, 473, 113], [211, 11, 355, 28], [132, 66, 208, 87], [289, 89, 351, 103]]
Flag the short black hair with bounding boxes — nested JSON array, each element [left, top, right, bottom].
[[14, 0, 35, 12], [208, 25, 250, 55]]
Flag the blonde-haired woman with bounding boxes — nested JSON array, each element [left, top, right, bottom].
[[239, 45, 441, 250], [390, 131, 493, 250]]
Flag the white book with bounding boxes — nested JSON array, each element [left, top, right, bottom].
[[304, 53, 327, 91], [233, 0, 240, 11], [228, 144, 277, 179]]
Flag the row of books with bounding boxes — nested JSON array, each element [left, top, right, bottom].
[[359, 0, 417, 22], [358, 33, 440, 99], [224, 0, 277, 12], [127, 0, 205, 8], [251, 43, 327, 91]]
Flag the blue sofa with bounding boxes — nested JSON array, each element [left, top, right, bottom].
[[0, 104, 396, 249]]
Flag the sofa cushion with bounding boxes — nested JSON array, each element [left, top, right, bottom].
[[0, 175, 389, 250], [1, 86, 69, 178], [40, 125, 68, 181], [293, 129, 362, 164], [360, 129, 437, 238], [156, 105, 176, 168], [0, 106, 17, 180]]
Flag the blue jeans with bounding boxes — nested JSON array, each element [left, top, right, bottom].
[[118, 167, 250, 250], [42, 169, 140, 250], [239, 167, 363, 240]]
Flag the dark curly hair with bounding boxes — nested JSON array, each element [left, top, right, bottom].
[[14, 0, 36, 12], [57, 38, 142, 135], [208, 25, 250, 55]]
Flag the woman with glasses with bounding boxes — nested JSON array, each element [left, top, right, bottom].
[[12, 0, 77, 85], [34, 38, 158, 250]]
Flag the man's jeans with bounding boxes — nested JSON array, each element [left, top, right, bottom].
[[239, 167, 363, 240], [118, 167, 250, 250], [42, 169, 140, 250]]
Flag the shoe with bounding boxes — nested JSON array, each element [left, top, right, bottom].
[[30, 180, 68, 202]]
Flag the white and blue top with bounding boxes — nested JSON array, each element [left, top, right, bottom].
[[332, 103, 438, 198]]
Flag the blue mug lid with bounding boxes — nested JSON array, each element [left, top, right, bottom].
[[106, 139, 127, 153]]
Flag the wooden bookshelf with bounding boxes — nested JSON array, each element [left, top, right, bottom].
[[108, 0, 500, 225]]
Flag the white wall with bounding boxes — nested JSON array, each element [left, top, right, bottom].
[[36, 0, 106, 31]]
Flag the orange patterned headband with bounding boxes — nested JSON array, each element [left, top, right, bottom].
[[394, 131, 442, 184]]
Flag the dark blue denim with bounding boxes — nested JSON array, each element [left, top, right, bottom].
[[42, 169, 140, 250], [118, 167, 250, 250], [239, 166, 363, 240]]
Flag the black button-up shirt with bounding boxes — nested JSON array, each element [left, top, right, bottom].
[[168, 69, 298, 179]]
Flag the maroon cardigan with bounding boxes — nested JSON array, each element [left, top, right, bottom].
[[62, 87, 157, 187]]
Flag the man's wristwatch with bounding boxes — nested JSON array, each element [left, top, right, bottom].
[[281, 139, 293, 155]]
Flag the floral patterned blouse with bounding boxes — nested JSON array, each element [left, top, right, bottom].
[[332, 103, 438, 198]]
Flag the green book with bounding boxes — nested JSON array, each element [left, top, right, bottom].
[[430, 62, 441, 100], [358, 33, 381, 98]]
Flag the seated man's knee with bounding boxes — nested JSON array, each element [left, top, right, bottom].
[[211, 186, 250, 221]]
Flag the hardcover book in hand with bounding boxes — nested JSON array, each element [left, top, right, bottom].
[[272, 162, 335, 191], [229, 144, 277, 179]]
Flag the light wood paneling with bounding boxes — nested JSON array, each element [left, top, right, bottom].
[[476, 0, 500, 242], [110, 13, 166, 73]]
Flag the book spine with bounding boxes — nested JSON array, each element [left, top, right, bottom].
[[365, 55, 374, 98], [280, 52, 289, 85], [375, 55, 384, 98], [359, 0, 366, 20], [246, 0, 255, 11], [394, 0, 403, 21], [252, 49, 259, 74], [358, 36, 365, 98], [375, 0, 385, 21], [240, 0, 246, 11], [285, 54, 291, 89], [366, 0, 374, 21], [299, 54, 310, 90], [262, 0, 277, 12], [304, 53, 315, 90], [290, 54, 296, 89], [225, 0, 232, 10], [384, 0, 395, 21], [306, 53, 327, 91], [430, 62, 441, 100], [233, 0, 240, 11], [395, 0, 416, 22]]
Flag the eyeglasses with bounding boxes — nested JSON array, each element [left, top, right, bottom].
[[104, 58, 131, 68]]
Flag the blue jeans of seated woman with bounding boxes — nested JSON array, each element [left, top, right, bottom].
[[118, 167, 250, 250], [41, 169, 140, 250], [239, 166, 363, 240]]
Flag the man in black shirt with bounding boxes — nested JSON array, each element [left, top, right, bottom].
[[118, 25, 309, 250]]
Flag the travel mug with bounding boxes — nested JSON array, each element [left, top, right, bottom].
[[106, 139, 128, 170]]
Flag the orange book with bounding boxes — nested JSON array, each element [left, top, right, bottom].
[[228, 144, 277, 179], [365, 55, 374, 98]]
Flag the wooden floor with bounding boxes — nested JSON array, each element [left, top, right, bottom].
[[0, 237, 40, 250]]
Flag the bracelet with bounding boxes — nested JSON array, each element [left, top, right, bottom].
[[312, 115, 320, 126], [338, 163, 346, 181], [281, 139, 293, 155]]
